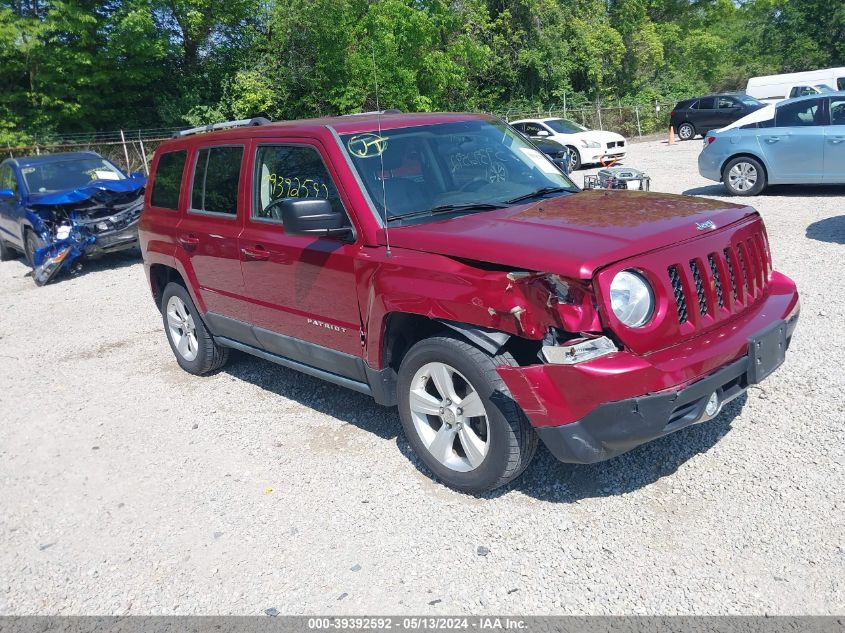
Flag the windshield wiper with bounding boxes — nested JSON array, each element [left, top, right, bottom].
[[387, 202, 507, 223], [505, 186, 575, 204]]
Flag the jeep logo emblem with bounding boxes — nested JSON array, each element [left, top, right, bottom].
[[696, 220, 716, 231]]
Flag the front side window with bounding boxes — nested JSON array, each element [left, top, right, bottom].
[[150, 150, 187, 210], [838, 77, 845, 91], [521, 123, 546, 136], [738, 96, 762, 106], [191, 146, 243, 215], [19, 157, 125, 193], [340, 119, 577, 225], [717, 96, 738, 109], [545, 119, 588, 134], [830, 98, 845, 125], [253, 145, 346, 222], [776, 98, 826, 127]]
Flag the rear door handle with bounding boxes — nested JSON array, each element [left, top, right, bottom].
[[241, 246, 271, 261], [765, 136, 782, 143], [177, 234, 199, 250], [830, 137, 845, 144]]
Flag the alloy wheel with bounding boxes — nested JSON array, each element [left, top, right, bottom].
[[166, 295, 199, 361], [408, 362, 490, 472], [678, 123, 694, 140], [728, 162, 758, 192]]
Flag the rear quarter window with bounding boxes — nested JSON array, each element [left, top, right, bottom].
[[150, 150, 187, 210]]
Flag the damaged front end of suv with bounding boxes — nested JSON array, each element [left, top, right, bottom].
[[27, 176, 145, 285]]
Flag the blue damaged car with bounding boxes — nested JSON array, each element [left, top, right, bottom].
[[0, 151, 146, 284], [698, 92, 845, 195]]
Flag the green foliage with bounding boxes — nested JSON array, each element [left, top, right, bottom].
[[0, 0, 843, 143]]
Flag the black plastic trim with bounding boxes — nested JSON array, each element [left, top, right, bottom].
[[205, 311, 368, 382], [535, 356, 752, 464], [215, 336, 373, 397], [437, 320, 510, 356]]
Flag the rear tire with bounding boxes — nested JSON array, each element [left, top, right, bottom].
[[160, 281, 229, 375], [677, 122, 696, 141], [0, 239, 16, 261], [396, 335, 538, 494], [722, 156, 766, 196]]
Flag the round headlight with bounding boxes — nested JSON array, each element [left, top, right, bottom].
[[609, 270, 654, 328]]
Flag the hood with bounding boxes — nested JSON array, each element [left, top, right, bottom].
[[27, 174, 146, 207], [564, 130, 625, 144], [387, 190, 756, 279]]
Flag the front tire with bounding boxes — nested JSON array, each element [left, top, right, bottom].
[[566, 146, 581, 171], [397, 336, 538, 494], [723, 156, 766, 196], [24, 230, 45, 267], [161, 281, 229, 375], [677, 122, 696, 141]]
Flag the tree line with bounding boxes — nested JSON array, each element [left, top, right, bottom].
[[1, 0, 843, 143]]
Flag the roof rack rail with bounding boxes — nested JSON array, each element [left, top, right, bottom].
[[342, 109, 403, 116], [174, 117, 271, 138]]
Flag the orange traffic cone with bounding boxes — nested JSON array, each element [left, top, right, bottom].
[[668, 125, 675, 145]]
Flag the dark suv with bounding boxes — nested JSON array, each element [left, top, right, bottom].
[[139, 113, 799, 493], [671, 94, 765, 140]]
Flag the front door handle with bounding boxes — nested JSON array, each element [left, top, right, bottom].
[[241, 246, 271, 261], [765, 136, 782, 143], [177, 234, 199, 250], [829, 137, 845, 144]]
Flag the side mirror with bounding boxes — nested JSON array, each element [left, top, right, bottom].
[[280, 198, 352, 238], [130, 171, 145, 179], [0, 188, 15, 199], [535, 130, 550, 137]]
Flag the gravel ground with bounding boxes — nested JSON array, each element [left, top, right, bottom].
[[1, 138, 843, 616]]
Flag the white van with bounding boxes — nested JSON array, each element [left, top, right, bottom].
[[746, 67, 845, 102]]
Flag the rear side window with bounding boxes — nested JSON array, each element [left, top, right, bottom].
[[831, 98, 845, 125], [776, 98, 826, 126], [686, 100, 700, 110], [191, 146, 243, 215], [253, 145, 346, 222], [0, 164, 17, 194], [838, 77, 845, 91], [150, 150, 186, 209]]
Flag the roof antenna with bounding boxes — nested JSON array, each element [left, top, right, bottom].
[[371, 41, 391, 257]]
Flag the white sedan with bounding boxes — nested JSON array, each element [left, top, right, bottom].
[[510, 117, 627, 171]]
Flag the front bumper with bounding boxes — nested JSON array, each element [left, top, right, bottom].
[[497, 275, 799, 463]]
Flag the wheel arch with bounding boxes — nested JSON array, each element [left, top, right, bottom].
[[149, 263, 186, 311], [720, 152, 769, 183]]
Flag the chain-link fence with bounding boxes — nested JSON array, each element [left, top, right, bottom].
[[495, 103, 675, 138], [3, 134, 174, 175], [3, 103, 676, 173]]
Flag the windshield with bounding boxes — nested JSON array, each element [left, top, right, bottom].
[[339, 119, 577, 224], [815, 84, 834, 93], [544, 118, 588, 134], [738, 95, 763, 106], [21, 158, 125, 193]]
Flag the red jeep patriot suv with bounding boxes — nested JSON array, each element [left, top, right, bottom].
[[139, 113, 799, 493]]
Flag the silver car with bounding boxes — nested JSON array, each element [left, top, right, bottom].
[[698, 92, 845, 195]]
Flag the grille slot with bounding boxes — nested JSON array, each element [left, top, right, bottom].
[[708, 253, 724, 308], [736, 245, 749, 298], [668, 265, 688, 324], [724, 247, 739, 302], [689, 259, 708, 316]]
